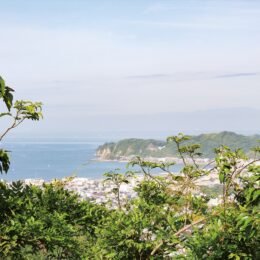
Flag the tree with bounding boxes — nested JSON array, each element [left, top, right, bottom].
[[0, 76, 43, 174], [104, 169, 134, 210]]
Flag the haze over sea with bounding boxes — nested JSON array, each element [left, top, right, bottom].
[[1, 138, 183, 182]]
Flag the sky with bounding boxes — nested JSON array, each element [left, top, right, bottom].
[[0, 0, 260, 139]]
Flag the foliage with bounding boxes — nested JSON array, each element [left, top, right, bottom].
[[0, 135, 259, 259], [0, 76, 259, 258], [0, 181, 107, 259], [0, 76, 43, 174], [104, 169, 135, 210], [0, 149, 10, 173], [186, 168, 260, 259]]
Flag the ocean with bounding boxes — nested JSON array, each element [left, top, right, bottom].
[[1, 139, 182, 181]]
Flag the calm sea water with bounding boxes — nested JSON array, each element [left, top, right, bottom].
[[1, 140, 182, 181]]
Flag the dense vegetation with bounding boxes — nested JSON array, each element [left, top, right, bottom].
[[1, 77, 260, 259], [96, 132, 260, 159]]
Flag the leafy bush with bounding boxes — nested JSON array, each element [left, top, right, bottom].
[[0, 181, 107, 259]]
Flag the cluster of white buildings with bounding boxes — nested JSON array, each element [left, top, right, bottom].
[[23, 177, 140, 207], [65, 177, 139, 206], [21, 173, 222, 208]]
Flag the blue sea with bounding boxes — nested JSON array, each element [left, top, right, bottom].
[[1, 139, 182, 181]]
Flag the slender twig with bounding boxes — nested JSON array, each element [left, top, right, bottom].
[[151, 217, 207, 256], [139, 163, 166, 187], [0, 120, 16, 141], [176, 142, 187, 166], [116, 182, 122, 210], [236, 158, 260, 176], [202, 160, 215, 170], [174, 217, 206, 236], [189, 152, 199, 169], [159, 166, 174, 176], [0, 109, 24, 141]]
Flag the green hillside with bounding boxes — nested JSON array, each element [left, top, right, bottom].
[[96, 131, 260, 159]]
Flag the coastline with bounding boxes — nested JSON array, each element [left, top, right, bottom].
[[93, 155, 211, 165]]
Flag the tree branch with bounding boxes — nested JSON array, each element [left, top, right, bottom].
[[151, 217, 206, 256]]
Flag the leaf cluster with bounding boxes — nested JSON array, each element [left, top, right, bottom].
[[0, 76, 43, 174]]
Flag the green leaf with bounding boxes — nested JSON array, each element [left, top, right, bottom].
[[3, 86, 14, 111], [0, 76, 5, 97], [219, 172, 225, 183], [228, 253, 240, 260], [0, 112, 12, 118], [0, 149, 10, 173], [252, 190, 260, 202]]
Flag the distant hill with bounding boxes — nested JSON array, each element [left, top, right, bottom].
[[96, 131, 260, 160]]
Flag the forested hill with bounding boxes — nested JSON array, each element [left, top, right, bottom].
[[96, 131, 260, 160]]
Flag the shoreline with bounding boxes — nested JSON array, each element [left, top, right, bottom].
[[93, 156, 211, 165]]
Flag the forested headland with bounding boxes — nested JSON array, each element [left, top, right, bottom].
[[96, 131, 260, 160]]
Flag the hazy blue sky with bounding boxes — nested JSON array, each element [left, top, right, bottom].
[[0, 0, 260, 138]]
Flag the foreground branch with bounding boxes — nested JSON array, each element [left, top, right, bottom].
[[151, 217, 207, 256]]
